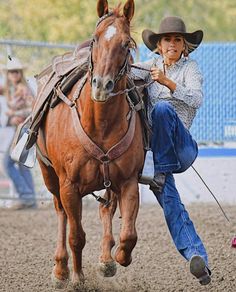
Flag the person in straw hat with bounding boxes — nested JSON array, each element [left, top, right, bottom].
[[132, 16, 211, 285], [0, 57, 36, 210]]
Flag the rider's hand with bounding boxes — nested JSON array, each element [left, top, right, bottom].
[[150, 67, 167, 85]]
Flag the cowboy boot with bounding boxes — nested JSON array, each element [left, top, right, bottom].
[[190, 255, 211, 285]]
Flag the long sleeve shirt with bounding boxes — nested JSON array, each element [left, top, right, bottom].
[[131, 56, 203, 129]]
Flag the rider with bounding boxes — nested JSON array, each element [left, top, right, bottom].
[[131, 16, 211, 285]]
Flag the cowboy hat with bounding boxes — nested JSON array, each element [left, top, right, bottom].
[[142, 16, 203, 54], [3, 57, 26, 71]]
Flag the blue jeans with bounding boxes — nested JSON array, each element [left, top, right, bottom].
[[151, 101, 208, 266], [4, 148, 36, 205]]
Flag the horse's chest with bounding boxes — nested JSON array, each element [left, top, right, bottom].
[[64, 153, 124, 187], [64, 153, 97, 178]]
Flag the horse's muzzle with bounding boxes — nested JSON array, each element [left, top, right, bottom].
[[92, 75, 114, 102]]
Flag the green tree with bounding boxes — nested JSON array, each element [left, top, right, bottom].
[[0, 0, 235, 43]]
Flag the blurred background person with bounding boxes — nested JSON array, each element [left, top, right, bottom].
[[0, 57, 36, 210]]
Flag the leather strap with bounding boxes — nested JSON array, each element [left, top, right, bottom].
[[72, 73, 88, 101], [56, 86, 136, 163], [26, 98, 51, 150], [55, 87, 75, 107], [71, 104, 136, 163], [56, 87, 136, 191]]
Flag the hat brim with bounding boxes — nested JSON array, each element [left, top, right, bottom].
[[142, 29, 203, 54], [1, 66, 26, 71]]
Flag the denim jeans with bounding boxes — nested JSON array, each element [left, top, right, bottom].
[[4, 147, 36, 205], [151, 101, 208, 266]]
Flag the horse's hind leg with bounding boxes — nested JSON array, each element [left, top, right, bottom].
[[60, 181, 85, 290], [115, 179, 139, 267], [38, 161, 69, 288], [98, 191, 117, 277]]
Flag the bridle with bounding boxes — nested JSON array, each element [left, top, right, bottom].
[[88, 12, 155, 98], [88, 12, 132, 88]]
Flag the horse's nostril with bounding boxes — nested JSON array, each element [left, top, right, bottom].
[[92, 77, 97, 86], [105, 80, 114, 92], [92, 77, 102, 90]]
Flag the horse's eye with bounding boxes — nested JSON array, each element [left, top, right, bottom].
[[93, 35, 99, 44], [122, 41, 130, 49]]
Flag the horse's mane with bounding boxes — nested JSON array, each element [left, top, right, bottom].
[[112, 3, 123, 17], [109, 3, 137, 50]]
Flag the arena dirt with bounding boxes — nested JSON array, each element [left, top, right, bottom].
[[0, 201, 236, 292]]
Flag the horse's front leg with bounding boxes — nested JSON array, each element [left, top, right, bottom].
[[51, 195, 70, 289], [37, 161, 70, 289], [60, 181, 85, 290], [98, 190, 117, 277], [115, 178, 139, 267]]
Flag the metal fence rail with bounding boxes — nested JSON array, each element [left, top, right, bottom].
[[0, 39, 75, 76], [0, 39, 235, 143]]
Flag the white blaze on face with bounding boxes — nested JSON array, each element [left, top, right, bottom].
[[104, 25, 117, 41]]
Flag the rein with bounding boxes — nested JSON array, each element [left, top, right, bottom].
[[109, 78, 154, 97], [108, 65, 155, 97]]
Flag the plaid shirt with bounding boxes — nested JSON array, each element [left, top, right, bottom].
[[131, 56, 203, 129]]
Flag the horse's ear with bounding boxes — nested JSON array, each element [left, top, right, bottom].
[[97, 0, 109, 18], [123, 0, 135, 22]]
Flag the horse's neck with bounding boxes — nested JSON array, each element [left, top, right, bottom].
[[79, 82, 130, 141]]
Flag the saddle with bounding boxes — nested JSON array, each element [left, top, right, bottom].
[[11, 41, 151, 167], [26, 40, 91, 150]]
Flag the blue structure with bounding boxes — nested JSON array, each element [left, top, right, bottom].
[[137, 43, 236, 142]]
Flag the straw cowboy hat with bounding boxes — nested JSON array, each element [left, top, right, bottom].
[[142, 16, 203, 54], [3, 57, 26, 71]]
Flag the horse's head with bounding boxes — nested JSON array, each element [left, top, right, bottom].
[[90, 0, 135, 102]]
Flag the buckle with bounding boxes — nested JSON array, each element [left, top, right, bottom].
[[104, 180, 111, 188], [70, 101, 77, 108]]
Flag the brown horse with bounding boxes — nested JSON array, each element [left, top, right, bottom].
[[37, 0, 144, 289]]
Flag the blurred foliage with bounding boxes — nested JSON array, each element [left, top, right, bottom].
[[0, 0, 235, 44]]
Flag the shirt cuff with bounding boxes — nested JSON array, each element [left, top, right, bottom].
[[171, 83, 186, 100]]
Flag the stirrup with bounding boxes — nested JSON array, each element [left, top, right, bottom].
[[139, 175, 157, 188], [11, 131, 37, 168]]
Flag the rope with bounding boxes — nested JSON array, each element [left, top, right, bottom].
[[191, 165, 230, 222]]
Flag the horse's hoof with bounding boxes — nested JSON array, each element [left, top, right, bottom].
[[115, 247, 132, 267], [71, 271, 85, 290], [51, 271, 69, 289], [72, 281, 85, 291], [98, 261, 117, 277]]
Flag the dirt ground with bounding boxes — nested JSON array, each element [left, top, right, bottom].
[[0, 200, 236, 292]]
